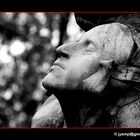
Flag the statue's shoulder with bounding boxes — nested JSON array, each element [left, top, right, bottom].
[[105, 90, 140, 127], [32, 94, 64, 127], [114, 97, 140, 127]]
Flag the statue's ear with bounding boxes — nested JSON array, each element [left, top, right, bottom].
[[82, 59, 113, 95], [100, 59, 113, 70]]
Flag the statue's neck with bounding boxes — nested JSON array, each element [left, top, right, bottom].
[[53, 87, 140, 127], [53, 90, 102, 127]]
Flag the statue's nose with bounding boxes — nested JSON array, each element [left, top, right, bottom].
[[56, 43, 74, 59]]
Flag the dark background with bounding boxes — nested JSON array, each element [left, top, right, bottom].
[[0, 0, 139, 139], [0, 0, 139, 11]]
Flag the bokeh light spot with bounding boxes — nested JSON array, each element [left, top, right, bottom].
[[9, 40, 26, 56]]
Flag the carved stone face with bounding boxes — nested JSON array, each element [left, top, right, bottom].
[[42, 23, 133, 93], [42, 25, 105, 92]]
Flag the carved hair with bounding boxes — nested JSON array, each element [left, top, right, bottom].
[[97, 23, 134, 65], [94, 23, 140, 90]]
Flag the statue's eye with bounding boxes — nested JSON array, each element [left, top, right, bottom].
[[86, 44, 95, 51], [84, 40, 91, 46], [83, 40, 95, 52]]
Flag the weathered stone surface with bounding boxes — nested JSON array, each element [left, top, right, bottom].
[[114, 98, 140, 127]]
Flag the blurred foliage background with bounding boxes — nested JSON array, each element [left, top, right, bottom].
[[0, 12, 84, 127]]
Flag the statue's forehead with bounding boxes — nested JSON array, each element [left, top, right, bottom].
[[80, 23, 130, 44], [80, 23, 111, 42], [79, 23, 111, 46]]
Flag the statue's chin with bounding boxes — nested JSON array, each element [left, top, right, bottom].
[[42, 77, 65, 93], [42, 72, 59, 88]]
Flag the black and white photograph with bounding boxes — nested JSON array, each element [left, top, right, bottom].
[[1, 10, 140, 138]]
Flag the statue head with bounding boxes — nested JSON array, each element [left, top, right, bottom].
[[32, 14, 140, 128], [42, 22, 138, 95]]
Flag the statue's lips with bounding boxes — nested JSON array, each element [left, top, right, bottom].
[[51, 62, 65, 70]]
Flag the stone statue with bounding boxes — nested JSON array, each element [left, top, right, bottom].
[[32, 14, 140, 128]]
